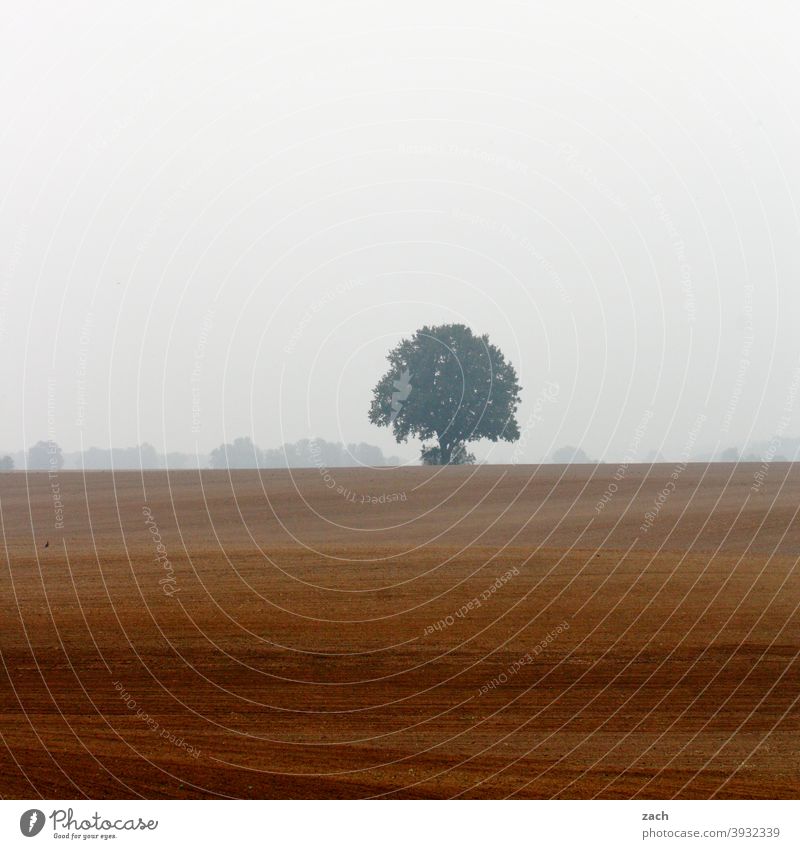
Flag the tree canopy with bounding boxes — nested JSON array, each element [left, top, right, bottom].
[[369, 323, 522, 464]]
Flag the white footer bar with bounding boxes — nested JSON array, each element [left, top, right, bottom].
[[3, 799, 796, 848]]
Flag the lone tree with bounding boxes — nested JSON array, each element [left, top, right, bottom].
[[369, 324, 522, 464]]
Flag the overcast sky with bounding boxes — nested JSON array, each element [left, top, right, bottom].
[[2, 0, 800, 463]]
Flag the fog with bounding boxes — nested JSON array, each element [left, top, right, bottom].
[[2, 0, 800, 465]]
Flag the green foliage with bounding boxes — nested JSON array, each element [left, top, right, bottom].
[[369, 323, 522, 464]]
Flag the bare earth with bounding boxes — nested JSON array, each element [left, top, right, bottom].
[[0, 464, 798, 799]]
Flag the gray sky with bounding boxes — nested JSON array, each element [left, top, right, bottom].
[[2, 0, 800, 463]]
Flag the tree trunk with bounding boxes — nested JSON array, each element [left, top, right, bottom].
[[439, 439, 452, 465]]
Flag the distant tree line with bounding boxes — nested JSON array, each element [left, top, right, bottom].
[[208, 437, 402, 469], [550, 445, 592, 463], [0, 438, 402, 470], [2, 436, 798, 471]]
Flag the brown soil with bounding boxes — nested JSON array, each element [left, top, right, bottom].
[[0, 464, 797, 798]]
